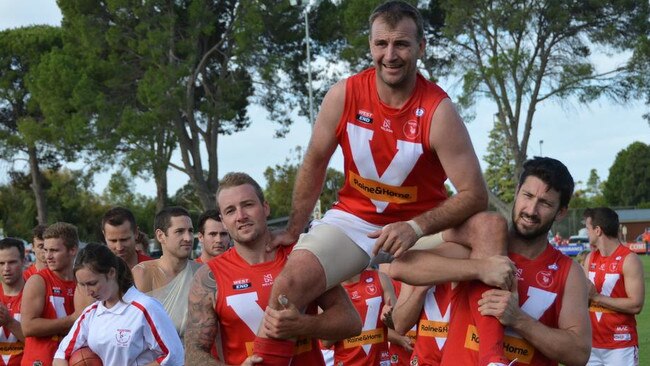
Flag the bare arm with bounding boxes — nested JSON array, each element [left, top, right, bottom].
[[21, 275, 76, 337], [388, 242, 514, 290], [184, 265, 222, 365], [391, 284, 427, 335], [371, 99, 488, 257], [262, 285, 361, 341], [271, 81, 345, 247], [0, 302, 24, 341], [479, 261, 591, 366], [52, 360, 68, 366], [591, 253, 645, 314], [132, 263, 152, 293]]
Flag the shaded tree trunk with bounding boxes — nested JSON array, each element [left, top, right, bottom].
[[28, 145, 47, 224]]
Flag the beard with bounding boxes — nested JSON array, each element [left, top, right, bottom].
[[511, 210, 556, 242]]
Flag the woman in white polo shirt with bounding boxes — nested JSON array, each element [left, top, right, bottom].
[[53, 243, 184, 365]]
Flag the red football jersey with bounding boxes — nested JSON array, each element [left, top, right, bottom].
[[333, 68, 450, 226], [587, 244, 638, 349], [0, 286, 23, 366], [441, 244, 572, 366], [208, 246, 324, 365], [334, 270, 390, 366], [411, 283, 453, 366], [22, 268, 76, 366], [22, 265, 39, 282]]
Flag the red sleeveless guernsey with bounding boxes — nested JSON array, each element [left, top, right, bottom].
[[333, 68, 450, 226], [208, 246, 324, 365], [22, 268, 76, 366], [334, 270, 390, 366], [587, 244, 638, 349], [0, 286, 23, 366], [441, 244, 572, 366], [410, 283, 453, 366]]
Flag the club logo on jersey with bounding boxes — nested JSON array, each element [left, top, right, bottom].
[[403, 120, 420, 140], [263, 273, 274, 287], [116, 328, 132, 347], [535, 270, 553, 288], [381, 119, 393, 133], [365, 283, 378, 295], [414, 107, 425, 117], [547, 263, 558, 271], [233, 278, 252, 290], [609, 262, 619, 272], [356, 110, 374, 124]]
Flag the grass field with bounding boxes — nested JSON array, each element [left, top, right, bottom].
[[637, 255, 649, 365]]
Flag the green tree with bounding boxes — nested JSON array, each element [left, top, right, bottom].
[[43, 0, 309, 211], [440, 0, 649, 182], [603, 141, 650, 207], [484, 114, 516, 205], [0, 26, 67, 224], [264, 147, 344, 219]]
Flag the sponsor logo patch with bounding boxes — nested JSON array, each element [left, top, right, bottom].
[[356, 110, 374, 124]]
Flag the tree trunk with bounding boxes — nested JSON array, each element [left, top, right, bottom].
[[28, 146, 48, 224], [488, 189, 511, 219], [153, 167, 168, 213]]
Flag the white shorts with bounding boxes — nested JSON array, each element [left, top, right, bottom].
[[587, 346, 638, 366], [294, 209, 444, 288]]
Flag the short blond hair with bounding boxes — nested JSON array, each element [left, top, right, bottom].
[[44, 222, 79, 250]]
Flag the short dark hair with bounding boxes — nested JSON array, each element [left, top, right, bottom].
[[0, 238, 25, 260], [217, 172, 265, 209], [369, 1, 424, 42], [32, 224, 47, 241], [74, 243, 133, 300], [102, 207, 137, 233], [584, 207, 619, 238], [198, 209, 221, 234], [154, 206, 191, 235], [518, 157, 575, 209], [43, 222, 79, 250]]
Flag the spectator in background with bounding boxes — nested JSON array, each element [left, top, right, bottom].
[[195, 209, 231, 264], [134, 231, 150, 256], [102, 207, 152, 269], [23, 224, 48, 280], [132, 206, 201, 339]]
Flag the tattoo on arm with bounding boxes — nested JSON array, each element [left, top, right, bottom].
[[185, 266, 221, 364]]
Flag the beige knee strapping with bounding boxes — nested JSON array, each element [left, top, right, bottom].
[[411, 232, 445, 251], [293, 224, 370, 289]]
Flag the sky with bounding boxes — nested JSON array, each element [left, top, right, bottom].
[[1, 0, 649, 199]]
